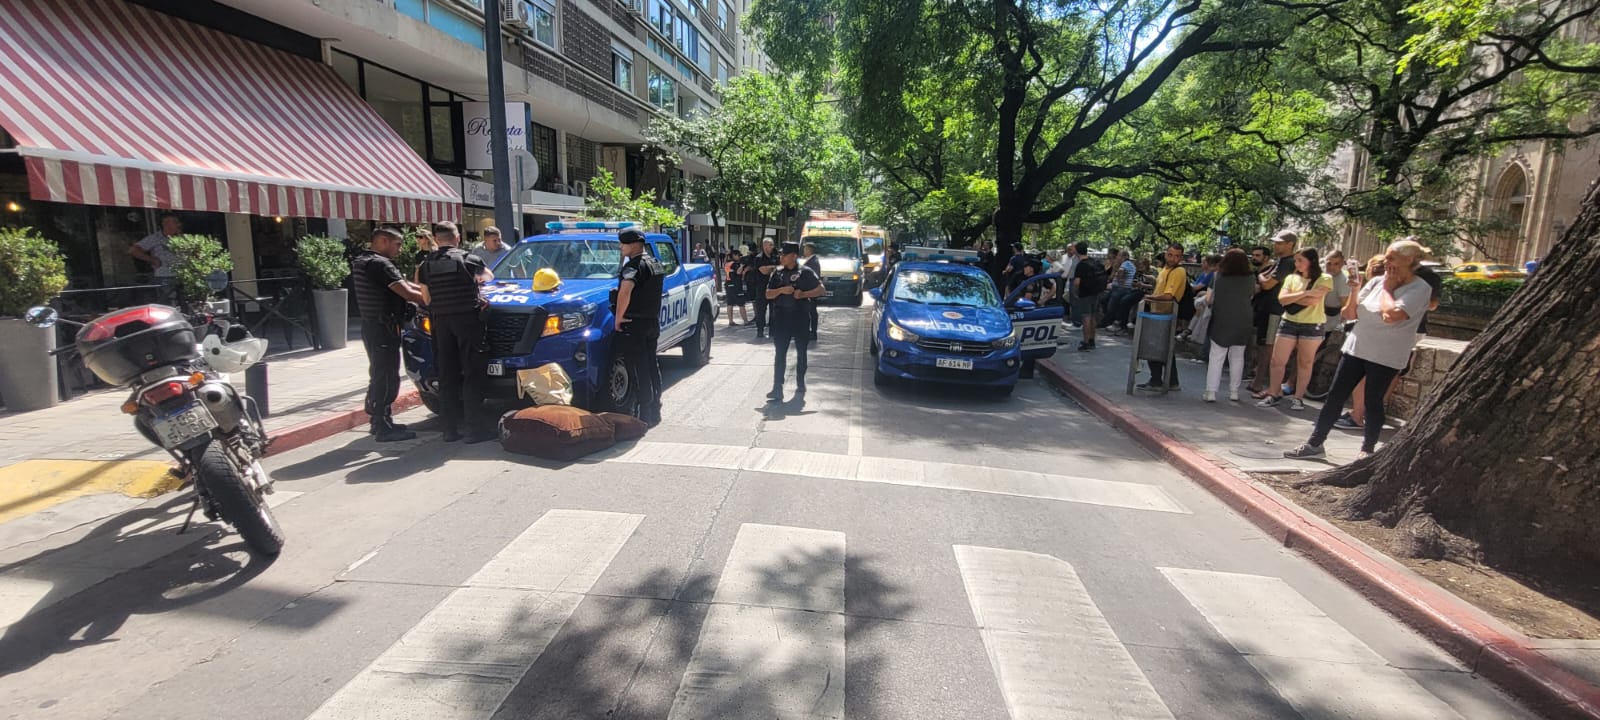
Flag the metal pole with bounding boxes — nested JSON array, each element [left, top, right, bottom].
[[484, 0, 515, 235]]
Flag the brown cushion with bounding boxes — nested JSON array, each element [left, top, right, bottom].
[[499, 405, 615, 460], [597, 412, 650, 442]]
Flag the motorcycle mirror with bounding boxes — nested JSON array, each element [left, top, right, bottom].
[[23, 306, 59, 328], [206, 270, 230, 293]]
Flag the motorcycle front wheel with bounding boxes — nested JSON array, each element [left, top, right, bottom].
[[197, 443, 284, 556]]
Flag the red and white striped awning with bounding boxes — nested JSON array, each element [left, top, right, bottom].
[[0, 0, 460, 223]]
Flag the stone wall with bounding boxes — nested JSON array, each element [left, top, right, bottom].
[[1388, 337, 1469, 421]]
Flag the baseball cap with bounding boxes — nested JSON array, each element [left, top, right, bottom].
[[1272, 230, 1299, 244], [780, 242, 801, 256], [619, 228, 647, 244]]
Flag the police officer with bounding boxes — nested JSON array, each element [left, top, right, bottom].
[[353, 227, 426, 442], [802, 242, 822, 342], [746, 237, 780, 338], [766, 242, 824, 402], [614, 228, 664, 425], [418, 221, 494, 443]]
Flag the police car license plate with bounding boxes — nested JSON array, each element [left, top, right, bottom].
[[151, 403, 217, 448], [936, 357, 974, 370], [487, 363, 504, 377]]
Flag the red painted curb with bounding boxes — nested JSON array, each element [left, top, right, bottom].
[[1038, 358, 1600, 720], [263, 390, 422, 457]]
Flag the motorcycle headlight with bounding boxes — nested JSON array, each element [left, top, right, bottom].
[[542, 310, 592, 337], [992, 332, 1018, 349], [887, 321, 920, 343]]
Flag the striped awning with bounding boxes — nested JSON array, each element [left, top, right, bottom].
[[0, 0, 460, 223]]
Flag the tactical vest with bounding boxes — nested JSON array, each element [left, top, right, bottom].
[[351, 251, 401, 323], [422, 248, 480, 315], [621, 254, 665, 326]]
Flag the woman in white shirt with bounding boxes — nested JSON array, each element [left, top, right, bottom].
[[1285, 239, 1433, 459]]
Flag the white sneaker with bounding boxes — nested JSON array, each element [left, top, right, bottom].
[[1229, 390, 1240, 402], [1288, 397, 1306, 411], [1202, 391, 1216, 403]]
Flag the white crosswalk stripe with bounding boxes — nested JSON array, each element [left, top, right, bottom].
[[955, 545, 1175, 720], [605, 441, 1189, 513], [1161, 567, 1467, 720], [669, 523, 848, 720], [306, 509, 642, 720]]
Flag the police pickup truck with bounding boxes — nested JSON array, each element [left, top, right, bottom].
[[402, 222, 720, 413]]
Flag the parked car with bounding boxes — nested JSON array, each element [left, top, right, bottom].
[[1452, 263, 1527, 280], [868, 260, 1062, 395], [402, 222, 719, 413]]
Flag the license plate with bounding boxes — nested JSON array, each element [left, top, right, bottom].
[[487, 363, 504, 376], [151, 403, 218, 448], [936, 357, 975, 370]]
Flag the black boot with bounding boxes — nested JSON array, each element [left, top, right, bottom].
[[371, 417, 417, 442], [767, 386, 783, 402]]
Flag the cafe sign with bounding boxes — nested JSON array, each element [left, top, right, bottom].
[[461, 102, 529, 171]]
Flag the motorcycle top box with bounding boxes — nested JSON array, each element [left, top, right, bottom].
[[76, 305, 202, 386]]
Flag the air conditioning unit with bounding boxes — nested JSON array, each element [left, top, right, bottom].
[[502, 0, 527, 28]]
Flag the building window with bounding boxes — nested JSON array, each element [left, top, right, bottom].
[[676, 15, 698, 59], [363, 63, 427, 159], [530, 122, 559, 188], [648, 65, 677, 112], [527, 0, 557, 49], [613, 46, 634, 92], [718, 0, 730, 28], [717, 62, 729, 86], [697, 40, 711, 72], [679, 94, 699, 119], [650, 0, 674, 38]]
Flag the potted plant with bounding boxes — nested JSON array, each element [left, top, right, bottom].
[[0, 227, 69, 411], [166, 234, 234, 309], [297, 234, 350, 350]]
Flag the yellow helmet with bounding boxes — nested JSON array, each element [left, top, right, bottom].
[[532, 268, 562, 292]]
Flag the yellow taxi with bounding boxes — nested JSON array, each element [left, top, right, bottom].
[[1452, 262, 1527, 280]]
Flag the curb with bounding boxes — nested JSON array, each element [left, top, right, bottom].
[[1038, 358, 1600, 720], [263, 390, 422, 457]]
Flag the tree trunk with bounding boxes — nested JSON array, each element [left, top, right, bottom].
[[1314, 171, 1600, 576]]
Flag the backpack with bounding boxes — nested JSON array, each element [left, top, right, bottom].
[[1076, 259, 1108, 296]]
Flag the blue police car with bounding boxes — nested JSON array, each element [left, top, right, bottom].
[[402, 222, 720, 413], [868, 259, 1063, 394]]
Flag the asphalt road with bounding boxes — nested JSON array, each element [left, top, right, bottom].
[[0, 304, 1535, 720]]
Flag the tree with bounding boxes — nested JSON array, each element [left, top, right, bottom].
[[1276, 0, 1600, 255], [582, 169, 682, 231], [1308, 169, 1600, 577], [750, 0, 1296, 263], [644, 73, 860, 249], [1304, 0, 1600, 580]]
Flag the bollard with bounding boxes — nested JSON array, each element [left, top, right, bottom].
[[1127, 299, 1177, 395], [245, 361, 270, 417]]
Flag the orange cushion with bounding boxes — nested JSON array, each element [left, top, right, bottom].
[[499, 405, 615, 460]]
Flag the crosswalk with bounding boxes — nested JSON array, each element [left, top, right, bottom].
[[298, 509, 1503, 720]]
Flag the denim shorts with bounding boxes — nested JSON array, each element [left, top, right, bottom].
[[1277, 320, 1325, 339]]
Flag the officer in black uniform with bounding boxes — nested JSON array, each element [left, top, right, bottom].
[[353, 227, 426, 442], [614, 227, 665, 425], [766, 242, 824, 402], [746, 237, 780, 338], [418, 221, 493, 443]]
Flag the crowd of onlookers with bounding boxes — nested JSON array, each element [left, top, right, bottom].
[[1043, 231, 1442, 460]]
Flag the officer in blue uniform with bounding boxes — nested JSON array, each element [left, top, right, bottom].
[[614, 228, 665, 425], [766, 242, 825, 401], [418, 221, 493, 443]]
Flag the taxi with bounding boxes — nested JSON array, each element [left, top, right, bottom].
[[868, 258, 1063, 394]]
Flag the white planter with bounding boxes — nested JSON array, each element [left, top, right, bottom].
[[312, 289, 349, 350], [0, 317, 58, 412]]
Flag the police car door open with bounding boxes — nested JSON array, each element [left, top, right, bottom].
[[1005, 274, 1066, 357]]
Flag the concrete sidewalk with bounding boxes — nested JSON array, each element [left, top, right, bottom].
[[1048, 330, 1386, 472], [1040, 330, 1600, 718], [0, 341, 389, 551]]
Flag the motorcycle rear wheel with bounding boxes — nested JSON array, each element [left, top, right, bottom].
[[197, 443, 284, 556]]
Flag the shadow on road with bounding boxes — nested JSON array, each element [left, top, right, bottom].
[[480, 548, 912, 719], [0, 493, 279, 675]]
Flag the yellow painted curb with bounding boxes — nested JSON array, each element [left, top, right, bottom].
[[0, 459, 184, 524]]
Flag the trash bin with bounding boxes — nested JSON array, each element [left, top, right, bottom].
[[1127, 300, 1177, 395]]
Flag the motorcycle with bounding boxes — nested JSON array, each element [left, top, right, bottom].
[[25, 304, 285, 556]]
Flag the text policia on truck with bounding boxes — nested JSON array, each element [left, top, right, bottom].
[[801, 210, 867, 306]]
